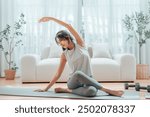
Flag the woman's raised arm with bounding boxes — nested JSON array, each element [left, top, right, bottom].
[[39, 17, 84, 47]]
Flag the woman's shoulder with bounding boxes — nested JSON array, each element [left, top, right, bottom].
[[76, 43, 88, 50]]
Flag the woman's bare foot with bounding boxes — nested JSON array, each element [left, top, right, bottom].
[[108, 90, 124, 97], [55, 87, 72, 93], [101, 87, 124, 97]]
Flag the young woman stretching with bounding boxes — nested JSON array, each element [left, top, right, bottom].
[[35, 17, 124, 97]]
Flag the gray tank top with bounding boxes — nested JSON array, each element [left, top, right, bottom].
[[63, 43, 93, 78]]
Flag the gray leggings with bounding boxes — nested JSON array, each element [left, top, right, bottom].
[[67, 71, 103, 97]]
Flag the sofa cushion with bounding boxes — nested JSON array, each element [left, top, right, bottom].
[[48, 44, 62, 58], [92, 43, 112, 58], [38, 58, 60, 65], [41, 46, 50, 59], [37, 58, 71, 82], [91, 58, 120, 81], [91, 58, 118, 65]]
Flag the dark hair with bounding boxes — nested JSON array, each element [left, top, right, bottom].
[[55, 30, 74, 51]]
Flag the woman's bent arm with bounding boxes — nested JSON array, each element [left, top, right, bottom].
[[44, 53, 67, 91], [35, 53, 66, 92]]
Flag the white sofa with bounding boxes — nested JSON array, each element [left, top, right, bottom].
[[21, 43, 136, 83]]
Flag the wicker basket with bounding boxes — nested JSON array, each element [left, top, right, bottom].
[[136, 64, 149, 79]]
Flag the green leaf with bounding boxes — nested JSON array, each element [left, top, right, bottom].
[[144, 30, 150, 39], [5, 52, 9, 55]]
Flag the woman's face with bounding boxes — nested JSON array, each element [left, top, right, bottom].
[[57, 39, 69, 49]]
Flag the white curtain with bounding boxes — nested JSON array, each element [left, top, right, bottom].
[[0, 0, 149, 76], [0, 0, 79, 76], [14, 0, 79, 54], [82, 0, 140, 53], [0, 0, 16, 76], [82, 0, 150, 65]]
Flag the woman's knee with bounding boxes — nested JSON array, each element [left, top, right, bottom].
[[67, 78, 81, 89], [74, 71, 83, 76], [67, 82, 73, 89], [73, 71, 84, 78], [85, 86, 97, 97]]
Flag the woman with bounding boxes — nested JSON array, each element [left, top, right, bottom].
[[35, 17, 124, 97]]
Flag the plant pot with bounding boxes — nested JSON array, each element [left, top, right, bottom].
[[4, 69, 16, 80], [136, 64, 149, 79]]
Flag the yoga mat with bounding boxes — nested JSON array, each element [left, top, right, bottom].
[[0, 86, 140, 100], [145, 93, 150, 99]]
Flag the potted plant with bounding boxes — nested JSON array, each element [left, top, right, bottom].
[[122, 3, 150, 79], [0, 13, 26, 80]]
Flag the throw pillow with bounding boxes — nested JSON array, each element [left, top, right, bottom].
[[92, 43, 112, 58], [41, 46, 50, 59], [48, 44, 62, 58]]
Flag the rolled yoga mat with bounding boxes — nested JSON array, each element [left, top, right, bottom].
[[0, 86, 140, 100]]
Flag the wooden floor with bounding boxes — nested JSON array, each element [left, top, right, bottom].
[[0, 77, 150, 100]]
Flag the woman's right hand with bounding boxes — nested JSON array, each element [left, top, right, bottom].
[[34, 89, 47, 92], [38, 17, 52, 23]]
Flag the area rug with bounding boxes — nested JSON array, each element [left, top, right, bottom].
[[0, 86, 140, 100]]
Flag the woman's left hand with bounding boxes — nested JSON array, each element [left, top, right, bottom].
[[34, 89, 47, 92]]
